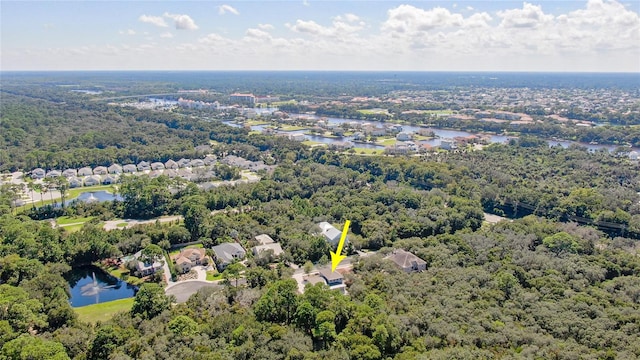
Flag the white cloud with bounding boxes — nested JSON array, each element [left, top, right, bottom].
[[160, 32, 174, 39], [288, 13, 365, 37], [139, 15, 168, 28], [497, 2, 553, 28], [258, 23, 274, 30], [218, 4, 239, 15], [163, 13, 199, 30], [382, 5, 464, 33], [303, 0, 310, 7]]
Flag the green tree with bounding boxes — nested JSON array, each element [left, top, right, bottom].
[[2, 334, 70, 360], [542, 231, 580, 257], [168, 315, 198, 336], [131, 283, 172, 319]]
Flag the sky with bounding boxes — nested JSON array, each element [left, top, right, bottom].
[[1, 0, 639, 72]]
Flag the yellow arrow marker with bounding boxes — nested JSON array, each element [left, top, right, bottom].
[[330, 220, 351, 272]]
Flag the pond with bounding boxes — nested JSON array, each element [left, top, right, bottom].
[[65, 265, 137, 307], [65, 191, 123, 206]]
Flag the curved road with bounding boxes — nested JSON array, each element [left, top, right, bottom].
[[165, 281, 222, 303]]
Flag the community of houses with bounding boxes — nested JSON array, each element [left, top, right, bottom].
[[124, 220, 427, 293], [27, 155, 273, 189]]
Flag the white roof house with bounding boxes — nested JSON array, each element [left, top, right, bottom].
[[78, 167, 93, 176], [317, 222, 342, 246], [255, 234, 275, 245], [108, 164, 123, 174], [122, 164, 137, 173], [93, 166, 108, 175]]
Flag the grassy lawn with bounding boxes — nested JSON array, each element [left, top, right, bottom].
[[353, 148, 383, 155], [75, 298, 134, 324], [206, 271, 223, 281], [302, 140, 322, 146], [277, 125, 307, 131], [357, 108, 390, 115], [56, 215, 95, 225], [62, 223, 85, 233], [270, 100, 297, 106], [377, 138, 397, 146], [67, 184, 115, 199], [248, 130, 262, 135], [116, 222, 128, 228], [246, 120, 270, 126]]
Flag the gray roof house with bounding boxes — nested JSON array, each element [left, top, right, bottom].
[[133, 250, 164, 276], [93, 166, 108, 175], [190, 159, 205, 167], [318, 267, 344, 286], [164, 169, 178, 178], [150, 162, 165, 170], [252, 243, 284, 257], [62, 169, 78, 178], [68, 177, 83, 188], [84, 175, 102, 186], [108, 164, 123, 174], [212, 242, 246, 270], [385, 249, 427, 273], [46, 170, 62, 178], [318, 222, 342, 246], [31, 168, 46, 179], [102, 175, 118, 185], [122, 164, 137, 173], [177, 168, 192, 180], [137, 161, 150, 171], [164, 159, 179, 169], [77, 167, 93, 177], [177, 158, 191, 168], [203, 155, 217, 166]]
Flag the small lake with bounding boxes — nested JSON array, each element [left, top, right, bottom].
[[65, 191, 123, 206], [65, 265, 137, 307]]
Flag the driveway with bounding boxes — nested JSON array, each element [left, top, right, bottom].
[[165, 281, 222, 303]]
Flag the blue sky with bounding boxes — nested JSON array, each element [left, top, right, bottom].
[[2, 1, 639, 71]]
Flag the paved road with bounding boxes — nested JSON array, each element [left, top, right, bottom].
[[165, 281, 222, 303]]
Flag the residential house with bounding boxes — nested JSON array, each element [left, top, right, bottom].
[[62, 169, 78, 178], [177, 168, 192, 180], [165, 159, 179, 169], [102, 175, 118, 185], [122, 164, 137, 173], [177, 159, 191, 168], [31, 168, 46, 179], [385, 143, 410, 155], [352, 132, 366, 141], [190, 159, 205, 167], [45, 170, 62, 178], [396, 132, 412, 141], [289, 133, 306, 142], [318, 267, 344, 286], [68, 177, 83, 188], [137, 161, 150, 171], [77, 167, 93, 177], [630, 151, 639, 161], [203, 155, 217, 166], [255, 234, 275, 245], [173, 248, 209, 274], [93, 166, 108, 175], [364, 126, 386, 137], [84, 175, 102, 186], [317, 222, 342, 247], [108, 164, 123, 174], [150, 162, 165, 170], [330, 141, 354, 150], [164, 169, 178, 178], [252, 243, 284, 257], [148, 170, 162, 178], [133, 250, 164, 276], [211, 243, 246, 271], [439, 139, 457, 150], [385, 249, 427, 273]]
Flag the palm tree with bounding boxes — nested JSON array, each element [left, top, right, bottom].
[[33, 183, 43, 207], [26, 182, 35, 210], [54, 176, 69, 208]]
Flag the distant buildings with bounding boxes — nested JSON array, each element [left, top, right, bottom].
[[230, 93, 256, 105]]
